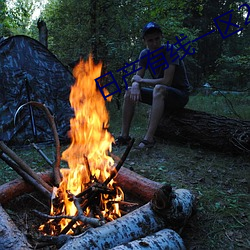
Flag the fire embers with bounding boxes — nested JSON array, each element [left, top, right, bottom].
[[39, 176, 124, 236]]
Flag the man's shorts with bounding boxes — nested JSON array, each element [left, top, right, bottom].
[[140, 87, 189, 112]]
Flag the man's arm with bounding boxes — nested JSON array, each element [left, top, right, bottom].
[[132, 65, 176, 87], [129, 66, 146, 102]]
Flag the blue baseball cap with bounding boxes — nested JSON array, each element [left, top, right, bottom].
[[142, 22, 162, 38]]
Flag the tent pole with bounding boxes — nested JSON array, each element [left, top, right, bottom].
[[24, 78, 38, 142]]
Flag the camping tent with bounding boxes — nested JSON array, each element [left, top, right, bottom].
[[0, 35, 74, 145]]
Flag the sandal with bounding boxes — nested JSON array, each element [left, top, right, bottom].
[[114, 136, 132, 146], [137, 139, 155, 149]]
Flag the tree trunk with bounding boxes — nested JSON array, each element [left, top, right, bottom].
[[155, 108, 250, 154], [37, 19, 48, 47], [90, 0, 98, 62], [0, 204, 32, 249]]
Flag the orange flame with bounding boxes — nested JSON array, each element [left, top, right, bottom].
[[43, 55, 123, 234]]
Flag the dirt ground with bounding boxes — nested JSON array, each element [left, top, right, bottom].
[[1, 138, 249, 249]]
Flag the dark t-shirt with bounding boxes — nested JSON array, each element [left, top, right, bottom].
[[138, 44, 190, 91]]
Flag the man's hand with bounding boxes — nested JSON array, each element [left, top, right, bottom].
[[130, 82, 141, 102], [131, 75, 143, 83]]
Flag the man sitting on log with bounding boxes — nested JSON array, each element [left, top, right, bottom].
[[115, 22, 191, 148]]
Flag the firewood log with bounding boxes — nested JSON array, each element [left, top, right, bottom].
[[59, 186, 195, 250], [59, 202, 165, 250], [110, 228, 186, 250], [115, 166, 162, 202], [0, 167, 158, 205], [151, 187, 196, 230], [0, 171, 53, 204], [0, 204, 32, 249]]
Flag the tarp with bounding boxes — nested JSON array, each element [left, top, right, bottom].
[[0, 35, 74, 145]]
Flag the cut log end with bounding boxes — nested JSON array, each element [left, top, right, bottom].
[[151, 185, 196, 230]]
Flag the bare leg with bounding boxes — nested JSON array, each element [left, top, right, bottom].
[[139, 85, 166, 146], [120, 89, 136, 138]]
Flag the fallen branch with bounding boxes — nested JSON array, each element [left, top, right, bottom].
[[0, 152, 51, 199], [0, 141, 52, 193]]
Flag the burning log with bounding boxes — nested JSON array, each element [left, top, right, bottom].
[[33, 198, 104, 228], [110, 228, 185, 250], [59, 185, 195, 250], [38, 138, 136, 236], [0, 204, 32, 249], [104, 137, 135, 185]]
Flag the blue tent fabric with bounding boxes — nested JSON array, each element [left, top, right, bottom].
[[0, 35, 74, 144]]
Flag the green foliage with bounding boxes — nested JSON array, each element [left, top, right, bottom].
[[184, 0, 249, 89], [0, 0, 12, 36], [43, 1, 141, 68], [5, 0, 35, 35], [2, 0, 250, 91], [208, 54, 250, 89], [1, 0, 49, 37]]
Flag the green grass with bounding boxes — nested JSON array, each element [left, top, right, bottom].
[[186, 93, 250, 120]]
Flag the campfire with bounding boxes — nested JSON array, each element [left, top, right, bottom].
[[0, 55, 196, 249], [39, 55, 127, 236]]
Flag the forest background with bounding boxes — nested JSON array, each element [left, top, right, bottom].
[[1, 0, 250, 94]]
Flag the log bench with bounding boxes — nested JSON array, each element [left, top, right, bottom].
[[155, 108, 250, 154]]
